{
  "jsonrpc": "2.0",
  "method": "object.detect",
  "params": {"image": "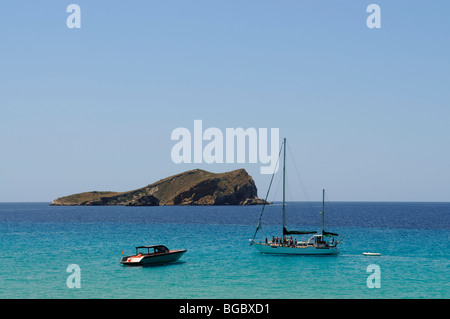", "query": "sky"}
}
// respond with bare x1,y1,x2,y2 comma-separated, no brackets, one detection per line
0,1,449,202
